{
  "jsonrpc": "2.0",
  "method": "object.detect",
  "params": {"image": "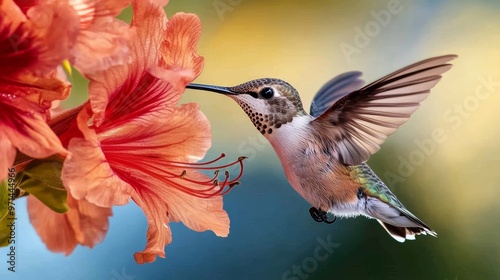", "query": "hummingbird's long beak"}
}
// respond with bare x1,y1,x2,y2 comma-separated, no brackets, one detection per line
186,83,237,95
